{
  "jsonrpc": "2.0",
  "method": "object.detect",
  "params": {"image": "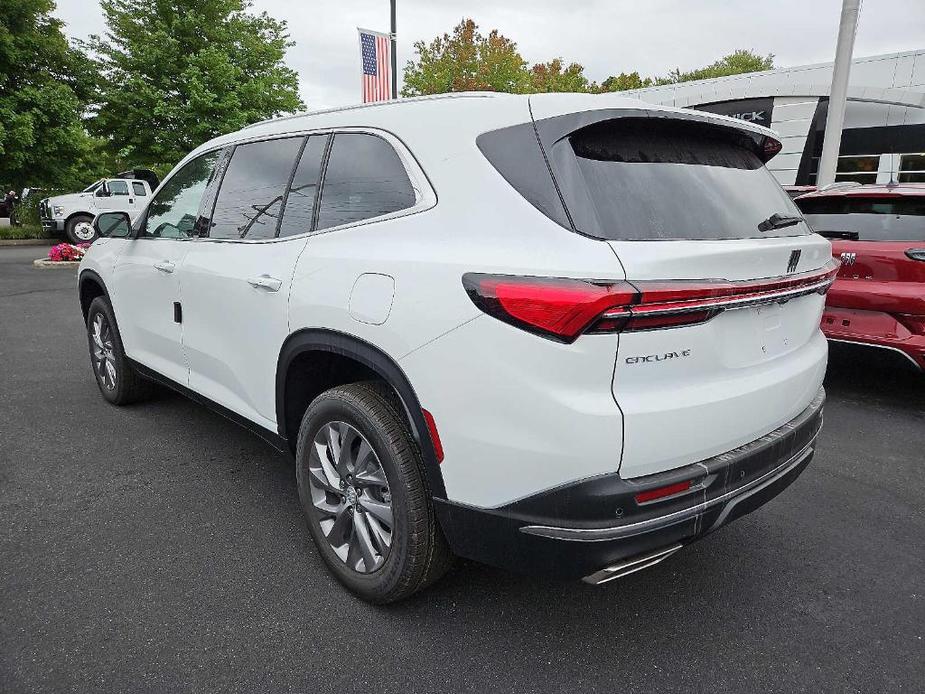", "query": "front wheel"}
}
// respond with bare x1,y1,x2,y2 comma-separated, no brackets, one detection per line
86,296,151,405
65,214,97,244
295,382,452,603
